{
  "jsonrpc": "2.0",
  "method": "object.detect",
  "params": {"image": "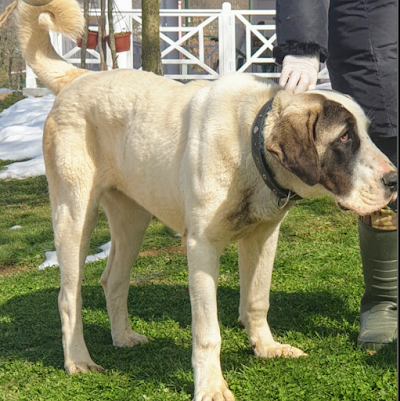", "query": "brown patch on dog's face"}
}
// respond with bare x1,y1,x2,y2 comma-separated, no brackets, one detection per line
266,90,397,214
316,98,361,196
265,93,361,195
265,107,321,186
